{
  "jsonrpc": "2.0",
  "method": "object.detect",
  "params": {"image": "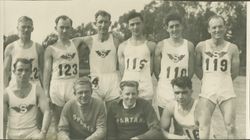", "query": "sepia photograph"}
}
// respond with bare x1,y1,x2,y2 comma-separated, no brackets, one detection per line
1,0,248,139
